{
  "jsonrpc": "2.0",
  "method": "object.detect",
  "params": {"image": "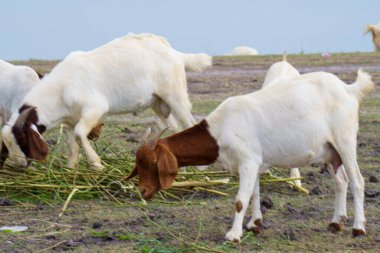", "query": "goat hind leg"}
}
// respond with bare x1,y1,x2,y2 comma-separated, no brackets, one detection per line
151,98,179,131
246,177,262,234
327,165,348,232
335,140,366,236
